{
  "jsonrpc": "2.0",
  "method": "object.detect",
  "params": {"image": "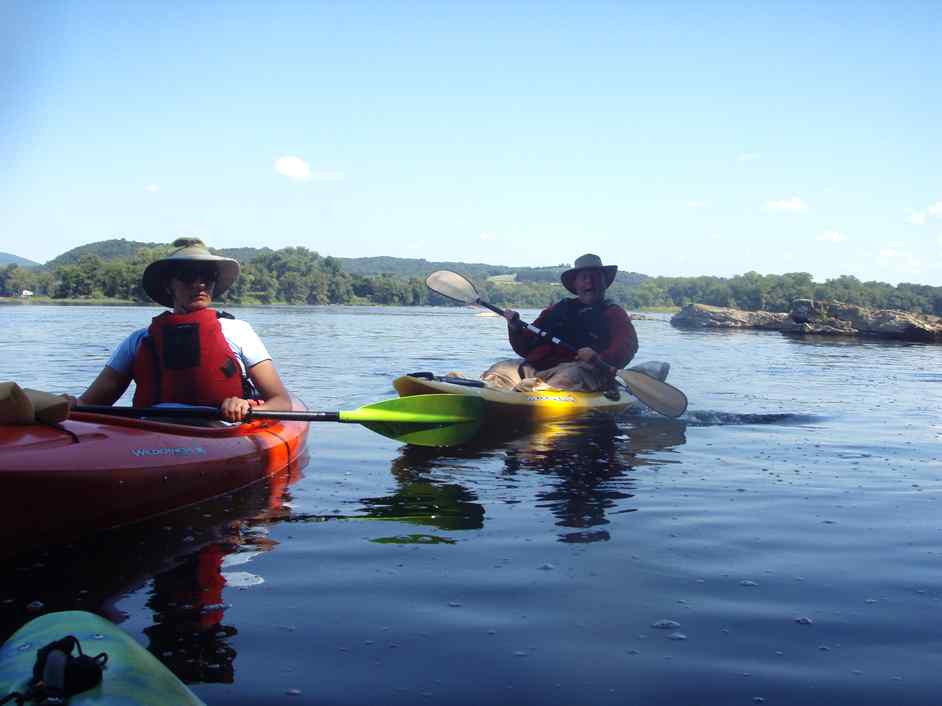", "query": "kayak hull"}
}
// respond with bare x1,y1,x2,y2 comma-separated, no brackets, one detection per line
0,610,205,705
0,399,308,557
393,374,638,423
